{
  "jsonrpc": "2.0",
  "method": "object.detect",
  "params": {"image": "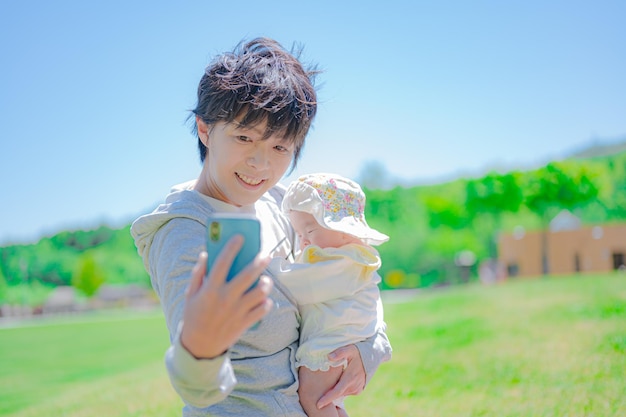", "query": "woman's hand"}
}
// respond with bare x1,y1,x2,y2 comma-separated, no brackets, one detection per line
180,235,273,359
316,344,366,409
